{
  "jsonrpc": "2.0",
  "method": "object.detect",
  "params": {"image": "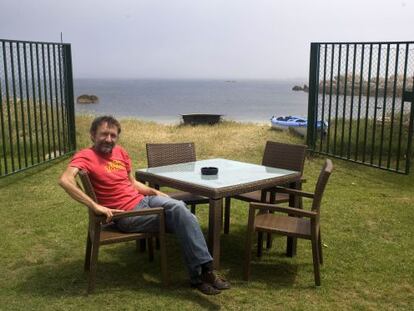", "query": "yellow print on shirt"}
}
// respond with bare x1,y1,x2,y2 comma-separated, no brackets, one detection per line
105,160,126,173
